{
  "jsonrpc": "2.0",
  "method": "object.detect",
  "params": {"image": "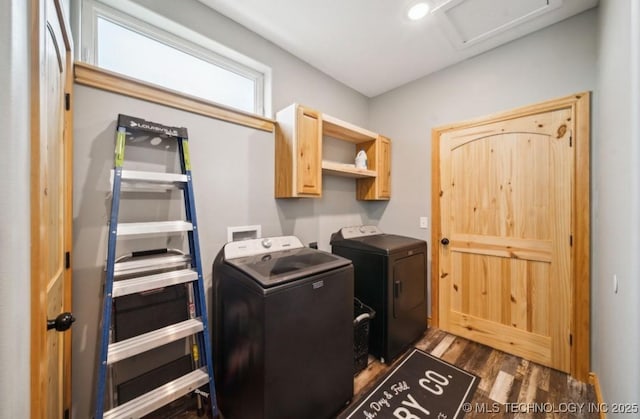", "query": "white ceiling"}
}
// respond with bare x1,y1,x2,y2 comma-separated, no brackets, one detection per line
198,0,598,97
